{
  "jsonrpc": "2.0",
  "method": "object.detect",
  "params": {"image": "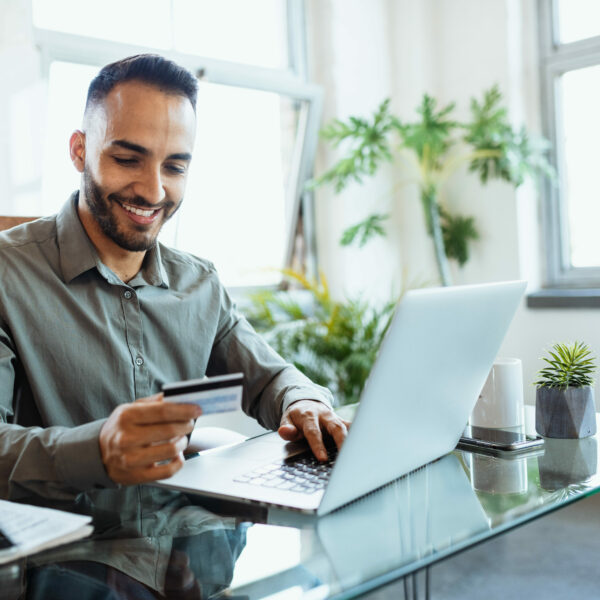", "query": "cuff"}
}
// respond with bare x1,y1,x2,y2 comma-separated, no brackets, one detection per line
55,419,118,490
280,384,334,417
